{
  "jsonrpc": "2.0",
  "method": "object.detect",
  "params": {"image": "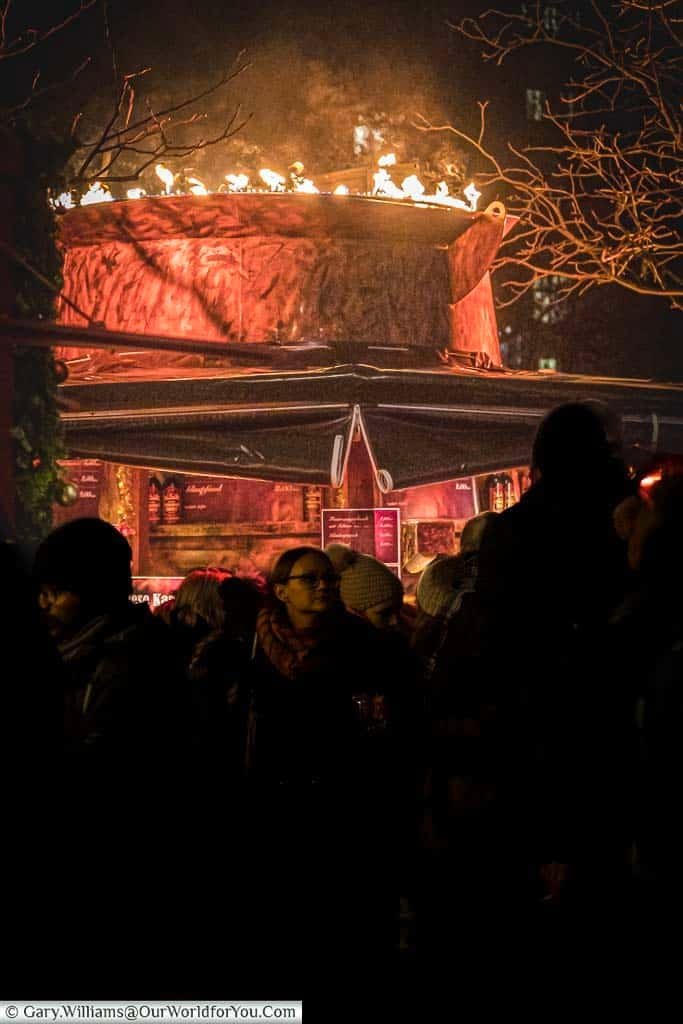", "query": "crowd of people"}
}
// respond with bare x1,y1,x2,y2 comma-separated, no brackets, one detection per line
4,399,683,1000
